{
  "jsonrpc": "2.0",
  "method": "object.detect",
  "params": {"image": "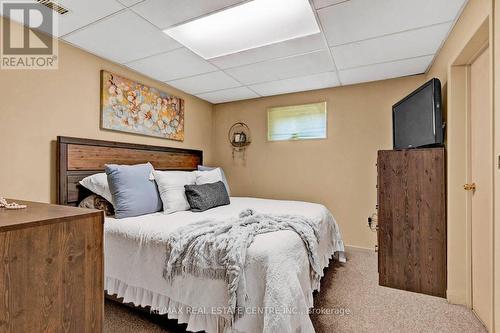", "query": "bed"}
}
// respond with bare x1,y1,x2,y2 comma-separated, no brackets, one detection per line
57,136,345,333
